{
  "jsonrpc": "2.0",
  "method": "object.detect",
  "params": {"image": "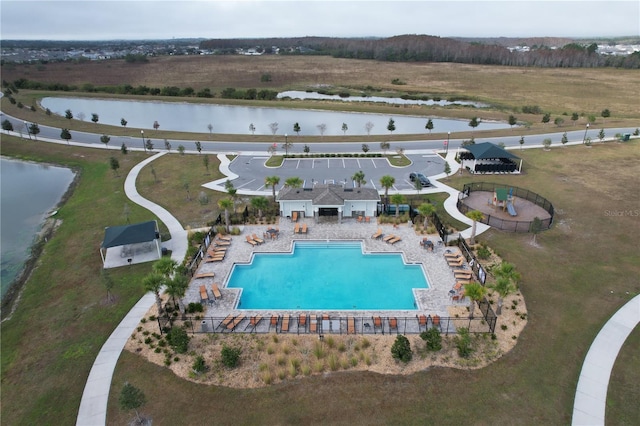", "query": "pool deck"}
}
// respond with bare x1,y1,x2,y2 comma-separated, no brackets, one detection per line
188,217,468,327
